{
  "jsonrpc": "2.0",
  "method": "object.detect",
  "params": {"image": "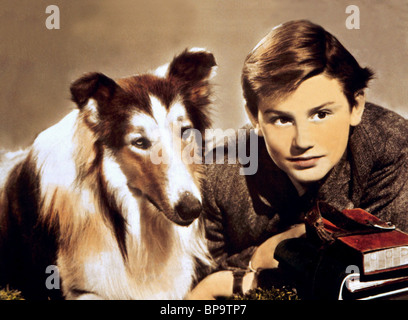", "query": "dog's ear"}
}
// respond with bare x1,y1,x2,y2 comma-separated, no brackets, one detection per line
168,48,217,83
168,49,216,133
70,72,119,110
